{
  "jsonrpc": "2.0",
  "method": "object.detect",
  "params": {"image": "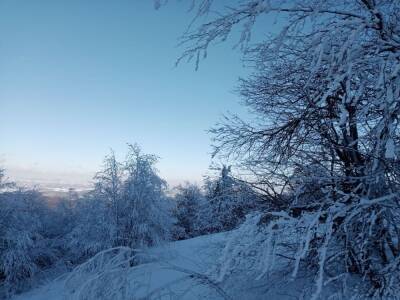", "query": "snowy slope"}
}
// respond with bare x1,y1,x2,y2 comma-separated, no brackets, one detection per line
12,232,230,300
11,228,344,300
